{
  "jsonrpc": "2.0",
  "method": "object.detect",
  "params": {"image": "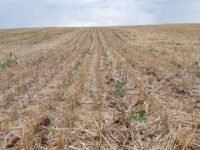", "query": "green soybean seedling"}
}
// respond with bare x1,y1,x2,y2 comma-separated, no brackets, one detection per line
115,80,126,89
49,122,56,128
114,80,126,97
129,111,146,122
106,60,113,67
123,48,127,53
193,61,199,69
129,111,137,121
139,111,146,121
75,61,81,70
